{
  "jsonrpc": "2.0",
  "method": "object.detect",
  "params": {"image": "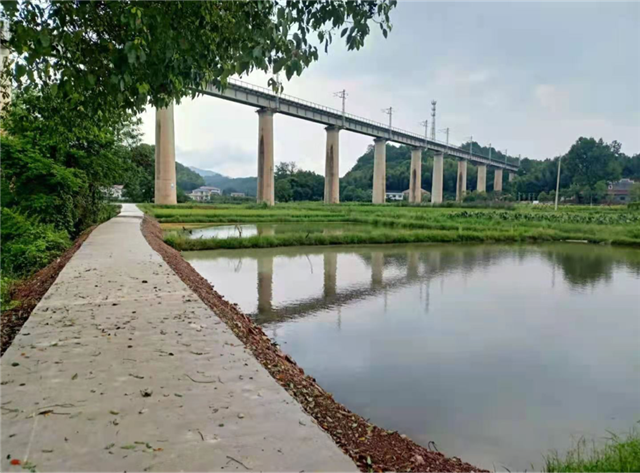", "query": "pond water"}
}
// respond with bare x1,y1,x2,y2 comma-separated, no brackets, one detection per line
183,243,640,471
185,222,373,240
